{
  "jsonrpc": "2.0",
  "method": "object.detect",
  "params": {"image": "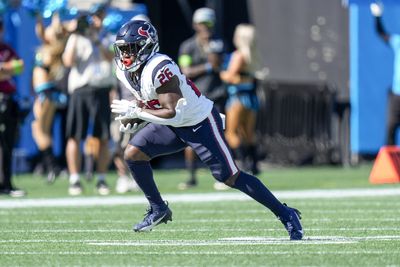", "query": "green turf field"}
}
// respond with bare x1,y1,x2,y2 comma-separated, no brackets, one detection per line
5,163,383,198
1,163,400,266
